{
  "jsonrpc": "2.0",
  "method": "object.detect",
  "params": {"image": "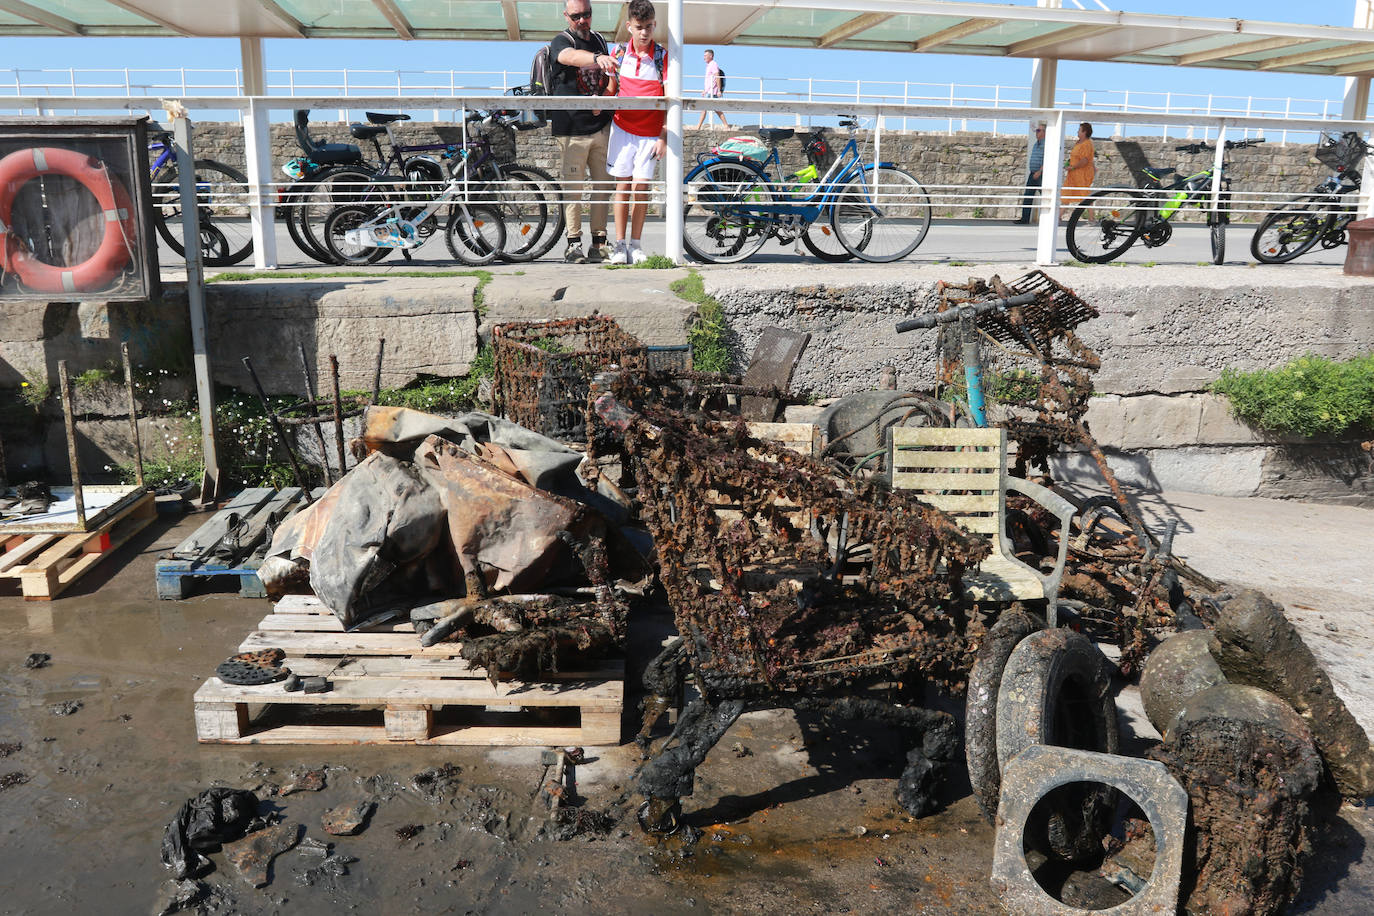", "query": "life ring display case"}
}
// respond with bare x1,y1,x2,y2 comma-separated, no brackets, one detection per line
0,116,159,302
